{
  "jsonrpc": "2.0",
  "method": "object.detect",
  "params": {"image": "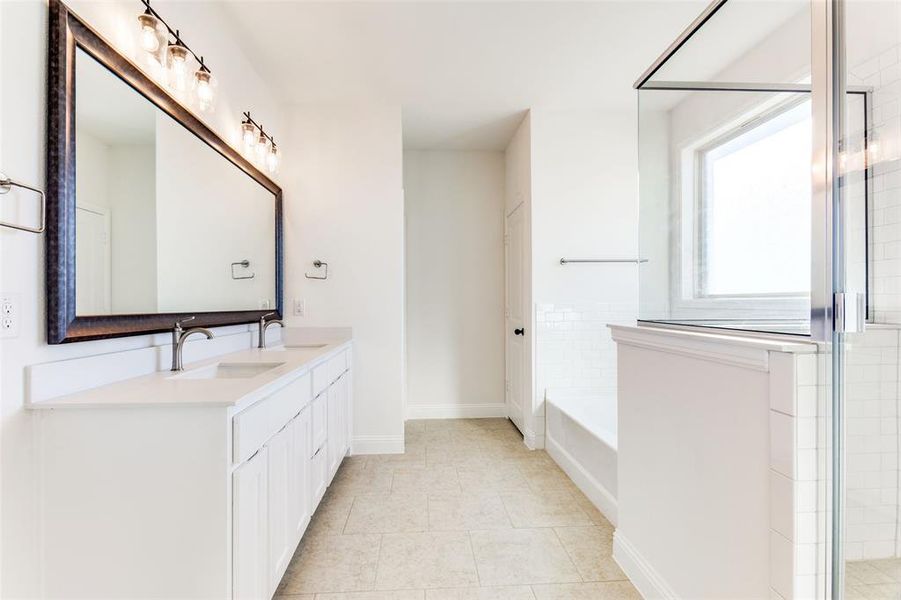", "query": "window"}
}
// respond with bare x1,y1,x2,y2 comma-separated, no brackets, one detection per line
696,99,812,298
